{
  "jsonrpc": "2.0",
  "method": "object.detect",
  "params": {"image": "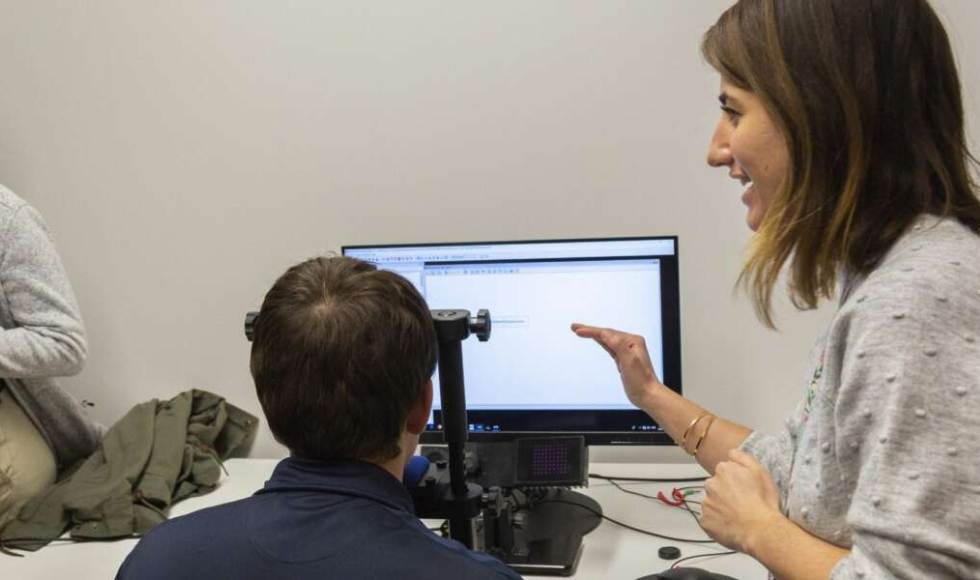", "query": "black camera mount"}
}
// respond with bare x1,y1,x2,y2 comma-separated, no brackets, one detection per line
428,308,491,547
